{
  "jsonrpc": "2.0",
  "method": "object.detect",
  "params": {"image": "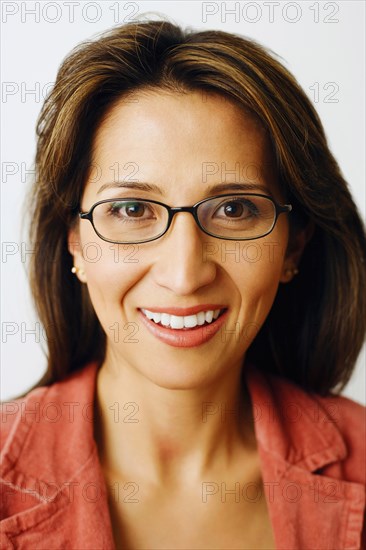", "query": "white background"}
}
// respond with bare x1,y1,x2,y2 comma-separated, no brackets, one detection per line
1,0,365,403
